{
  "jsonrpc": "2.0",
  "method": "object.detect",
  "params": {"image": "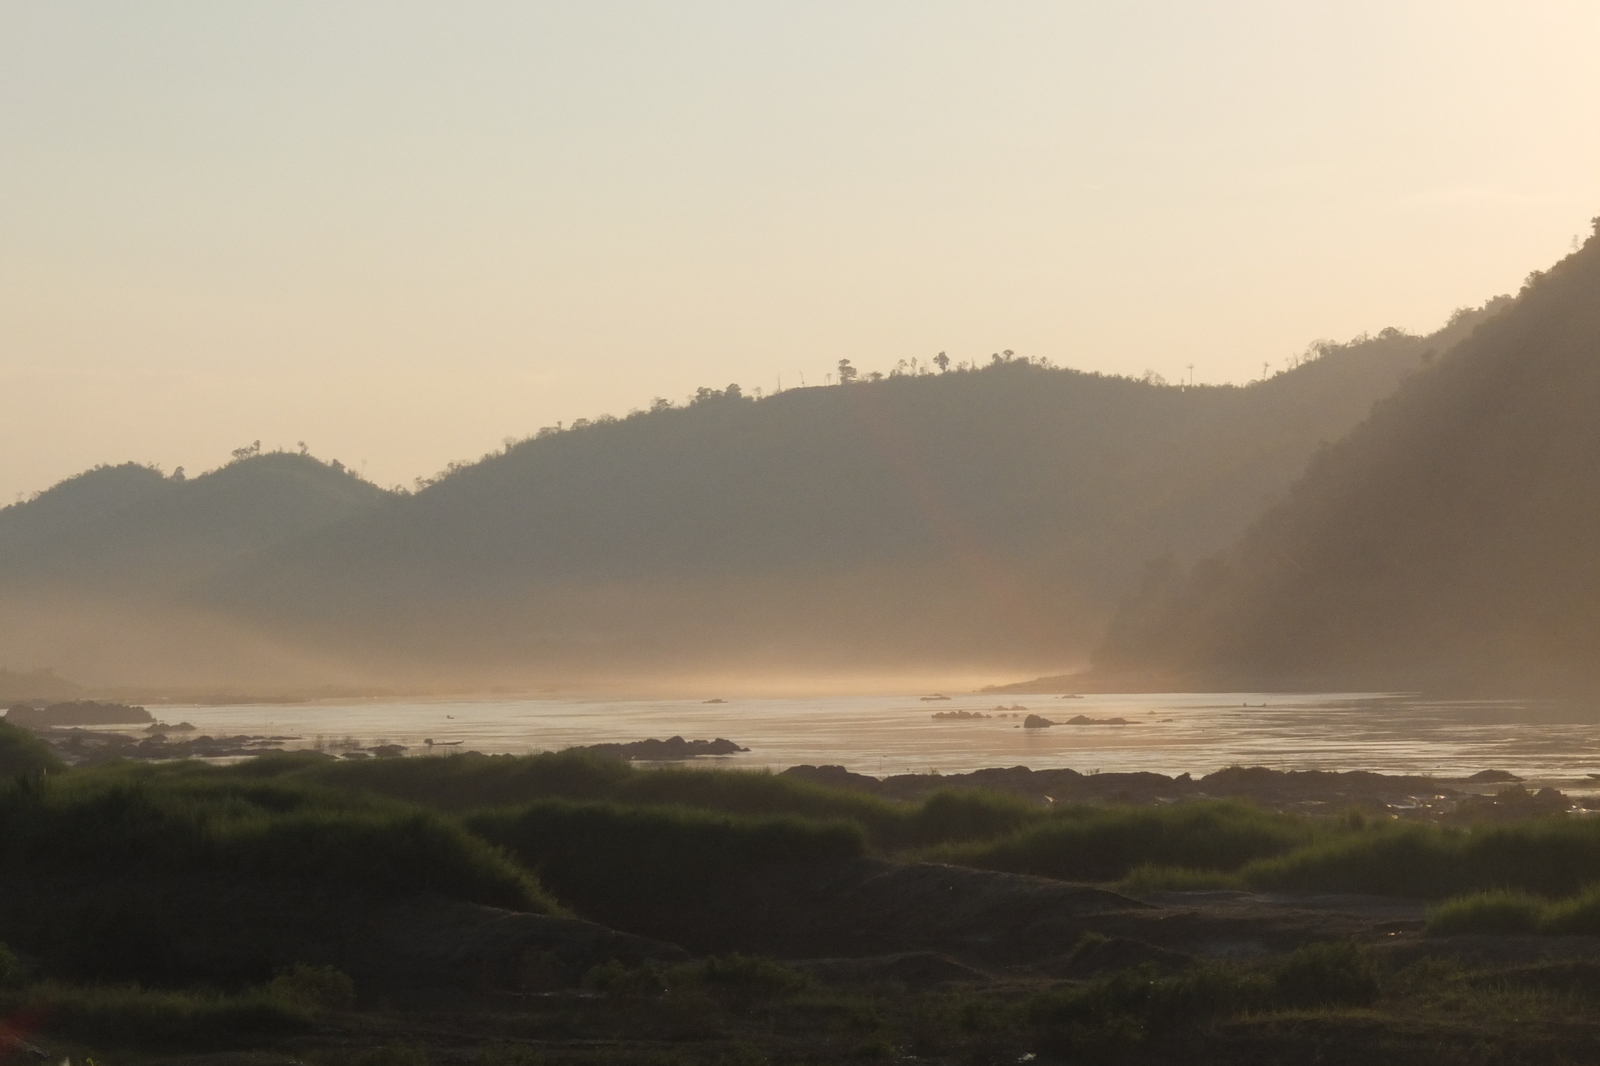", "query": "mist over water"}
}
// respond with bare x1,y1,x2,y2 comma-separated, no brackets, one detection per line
135,691,1600,794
